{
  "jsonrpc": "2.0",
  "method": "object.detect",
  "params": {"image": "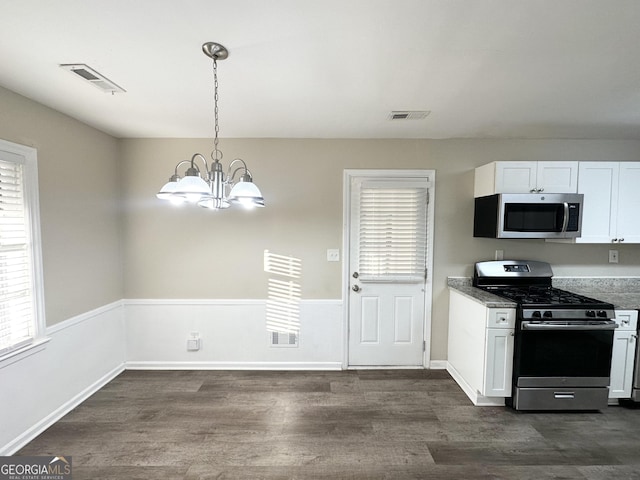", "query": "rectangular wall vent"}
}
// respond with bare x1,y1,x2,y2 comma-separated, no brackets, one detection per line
269,331,299,348
389,111,431,120
60,64,126,93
